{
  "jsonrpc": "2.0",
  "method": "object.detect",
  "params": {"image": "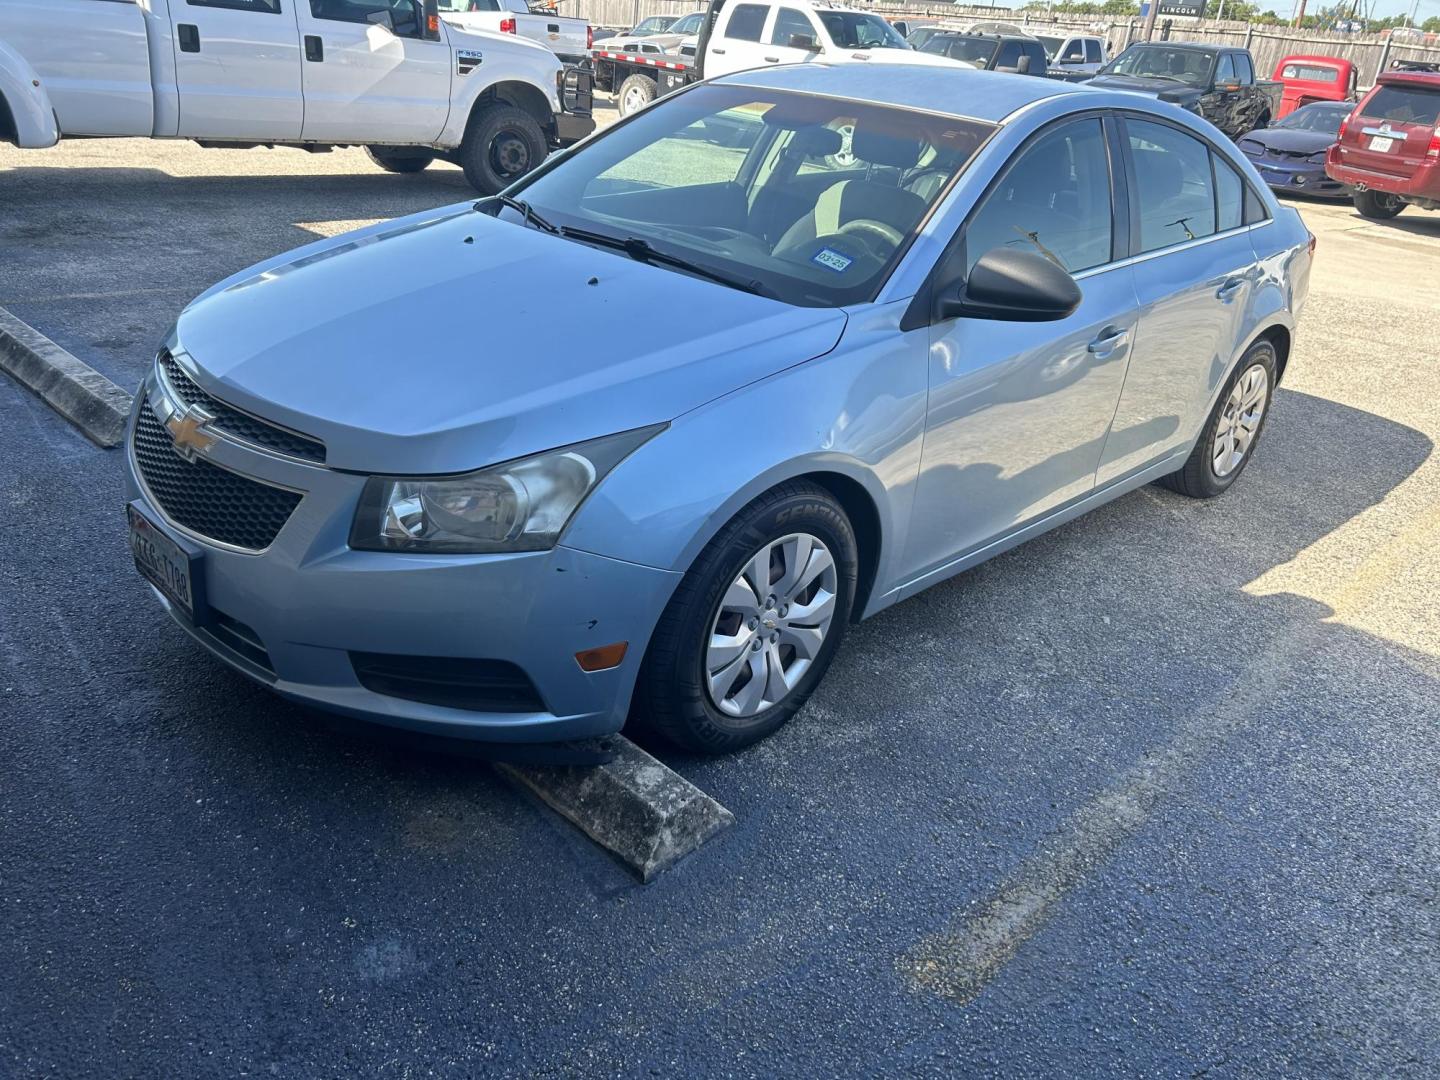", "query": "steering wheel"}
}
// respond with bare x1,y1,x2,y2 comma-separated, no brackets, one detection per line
836,219,904,259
